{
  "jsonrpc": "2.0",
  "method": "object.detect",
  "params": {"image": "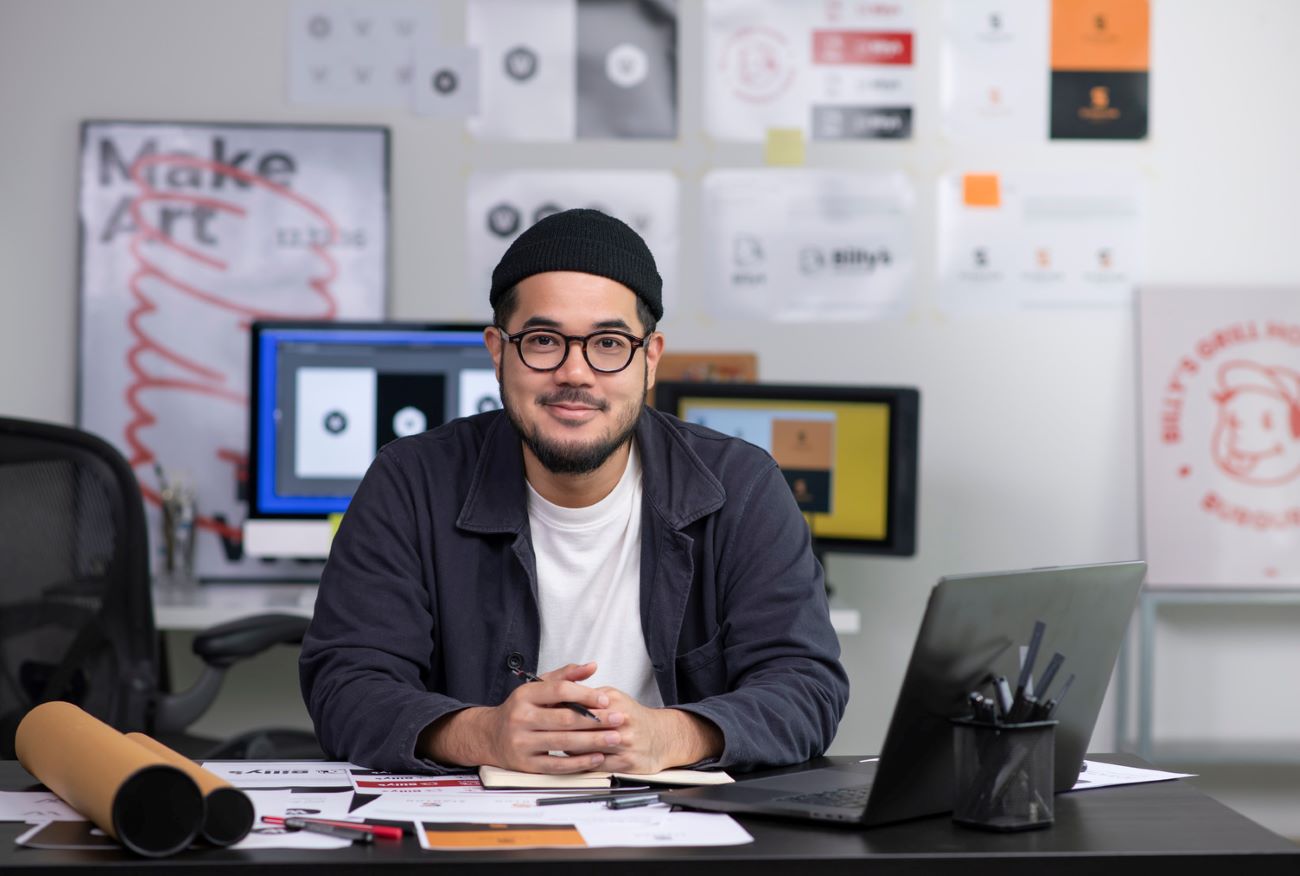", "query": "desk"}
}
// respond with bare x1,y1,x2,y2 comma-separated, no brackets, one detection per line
153,584,863,635
2,756,1296,875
